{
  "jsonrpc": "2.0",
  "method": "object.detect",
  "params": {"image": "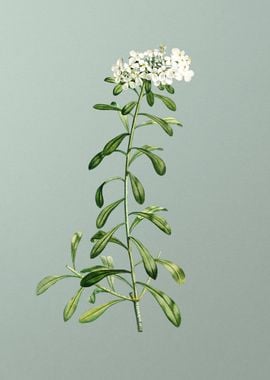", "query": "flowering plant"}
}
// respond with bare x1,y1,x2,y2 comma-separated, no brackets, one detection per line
36,46,194,332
